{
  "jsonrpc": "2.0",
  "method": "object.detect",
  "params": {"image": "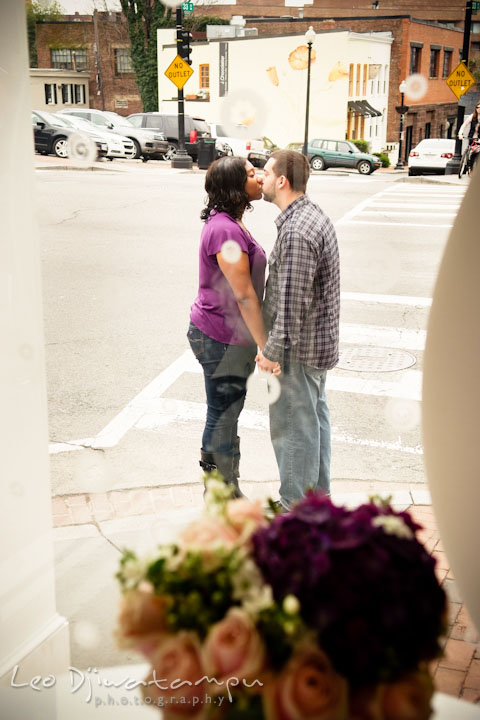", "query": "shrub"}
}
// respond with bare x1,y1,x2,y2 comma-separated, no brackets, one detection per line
374,152,391,168
351,138,369,153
